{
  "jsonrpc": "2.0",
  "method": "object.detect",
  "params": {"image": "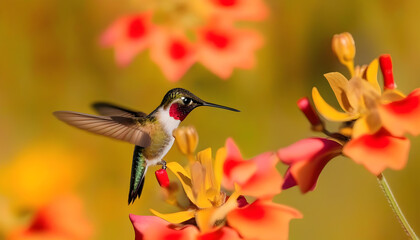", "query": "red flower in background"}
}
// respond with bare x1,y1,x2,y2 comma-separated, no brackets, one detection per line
101,1,267,81
100,13,155,66
7,195,93,240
